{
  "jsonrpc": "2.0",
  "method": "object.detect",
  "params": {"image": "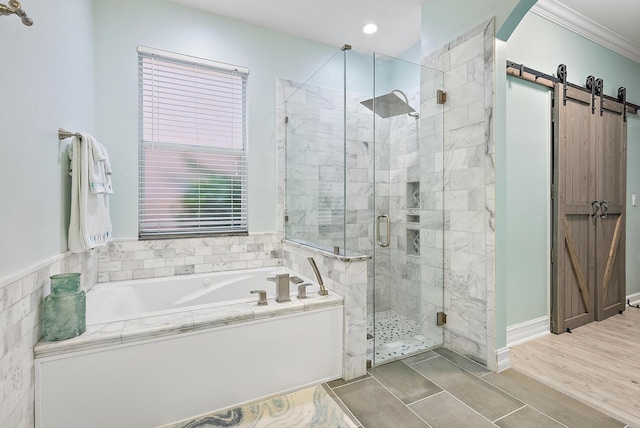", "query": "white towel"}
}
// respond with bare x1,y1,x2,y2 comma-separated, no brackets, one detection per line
88,138,113,194
67,132,113,252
